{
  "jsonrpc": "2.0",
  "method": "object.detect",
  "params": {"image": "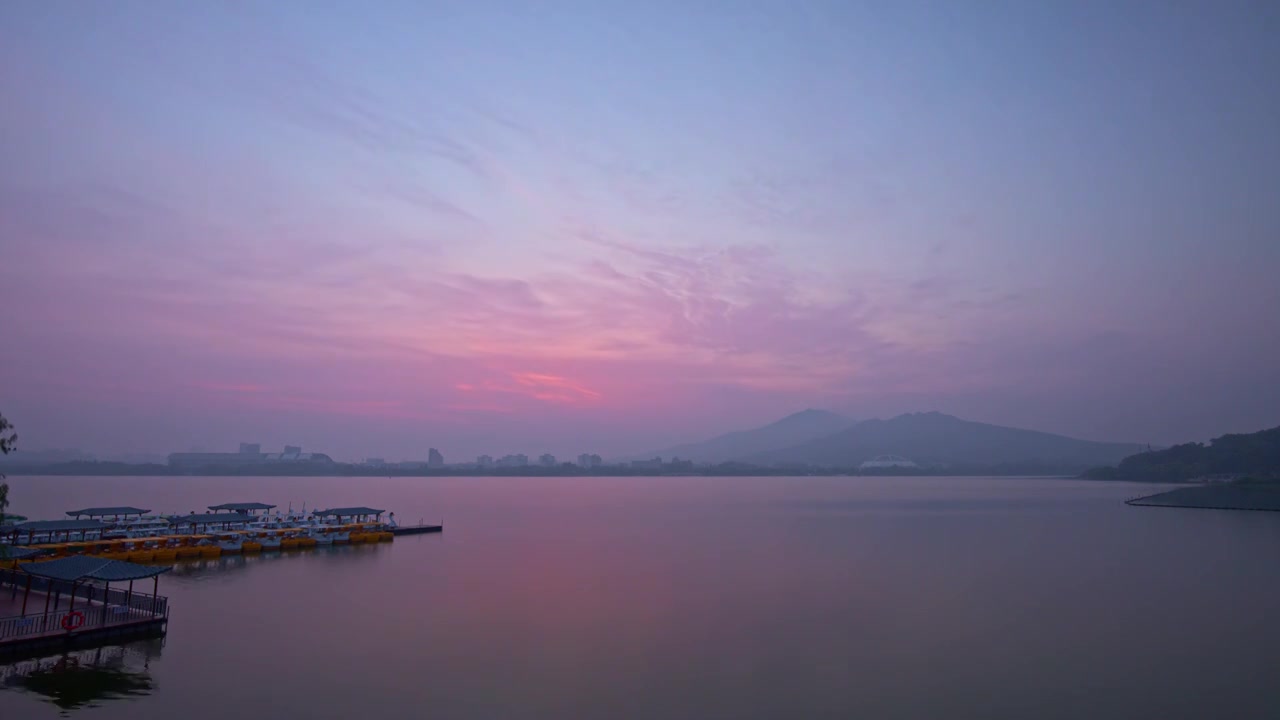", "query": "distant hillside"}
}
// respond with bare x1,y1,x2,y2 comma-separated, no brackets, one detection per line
745,412,1145,470
640,409,853,463
1086,425,1280,482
